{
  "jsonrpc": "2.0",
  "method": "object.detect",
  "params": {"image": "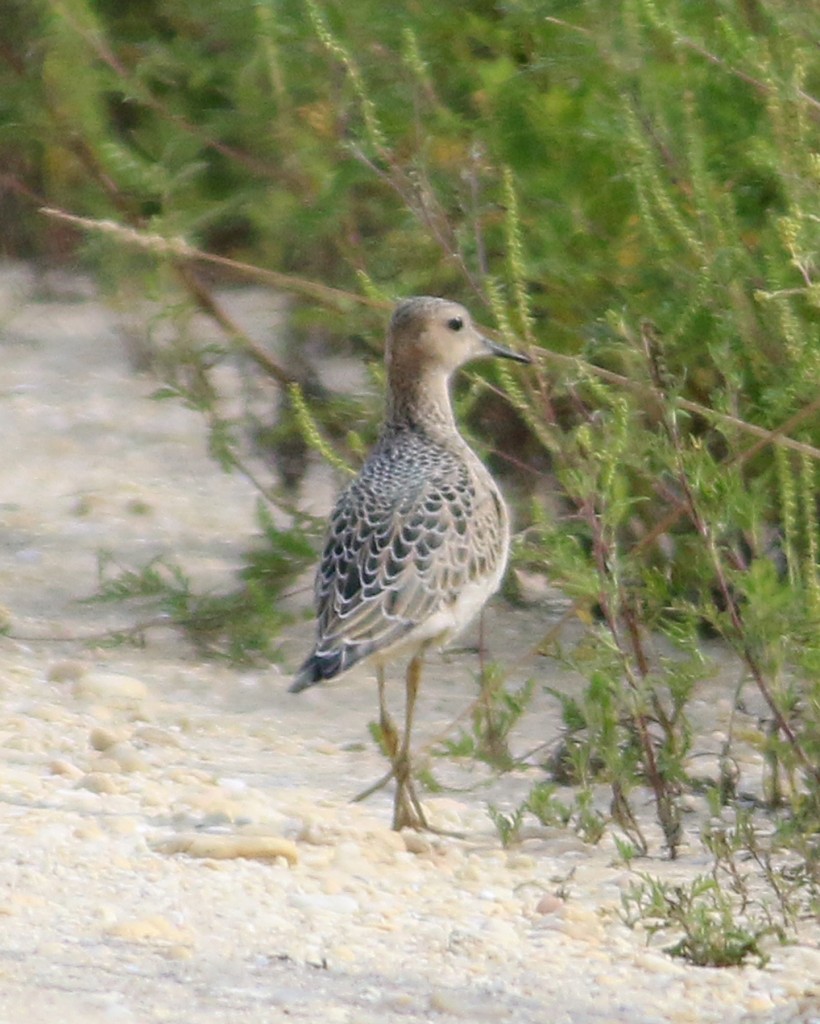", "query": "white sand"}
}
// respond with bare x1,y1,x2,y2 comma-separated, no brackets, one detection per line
0,263,817,1023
